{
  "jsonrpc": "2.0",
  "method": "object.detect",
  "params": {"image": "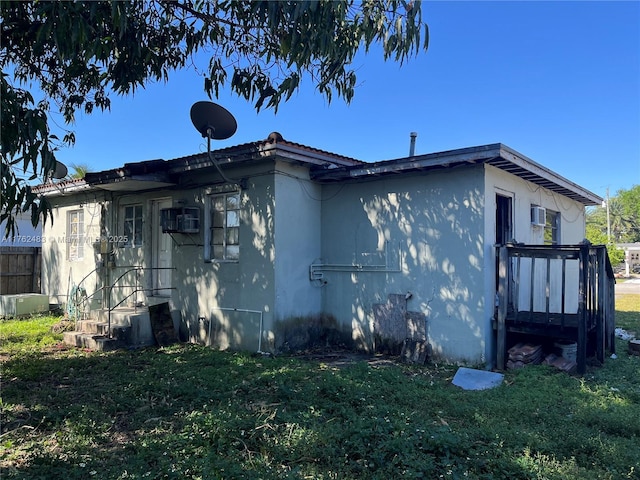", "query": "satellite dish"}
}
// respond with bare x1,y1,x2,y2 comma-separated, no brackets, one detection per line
190,101,237,140
52,161,68,179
